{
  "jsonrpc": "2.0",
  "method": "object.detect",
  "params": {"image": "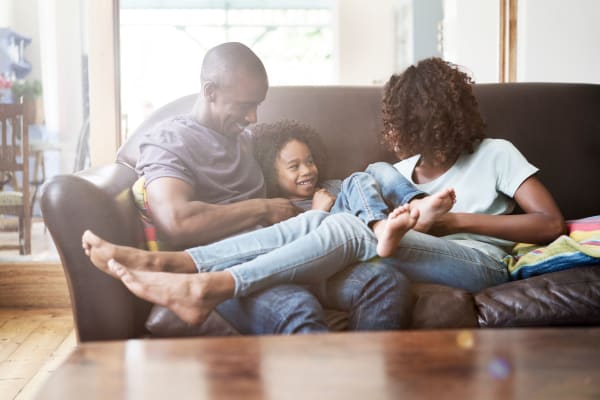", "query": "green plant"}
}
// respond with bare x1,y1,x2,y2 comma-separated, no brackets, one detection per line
11,79,42,100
